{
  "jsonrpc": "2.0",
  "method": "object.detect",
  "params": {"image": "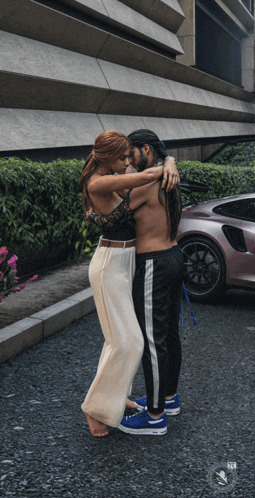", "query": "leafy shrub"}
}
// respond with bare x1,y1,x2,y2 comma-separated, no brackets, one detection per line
177,161,255,203
1,157,254,275
210,141,255,168
0,157,100,275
